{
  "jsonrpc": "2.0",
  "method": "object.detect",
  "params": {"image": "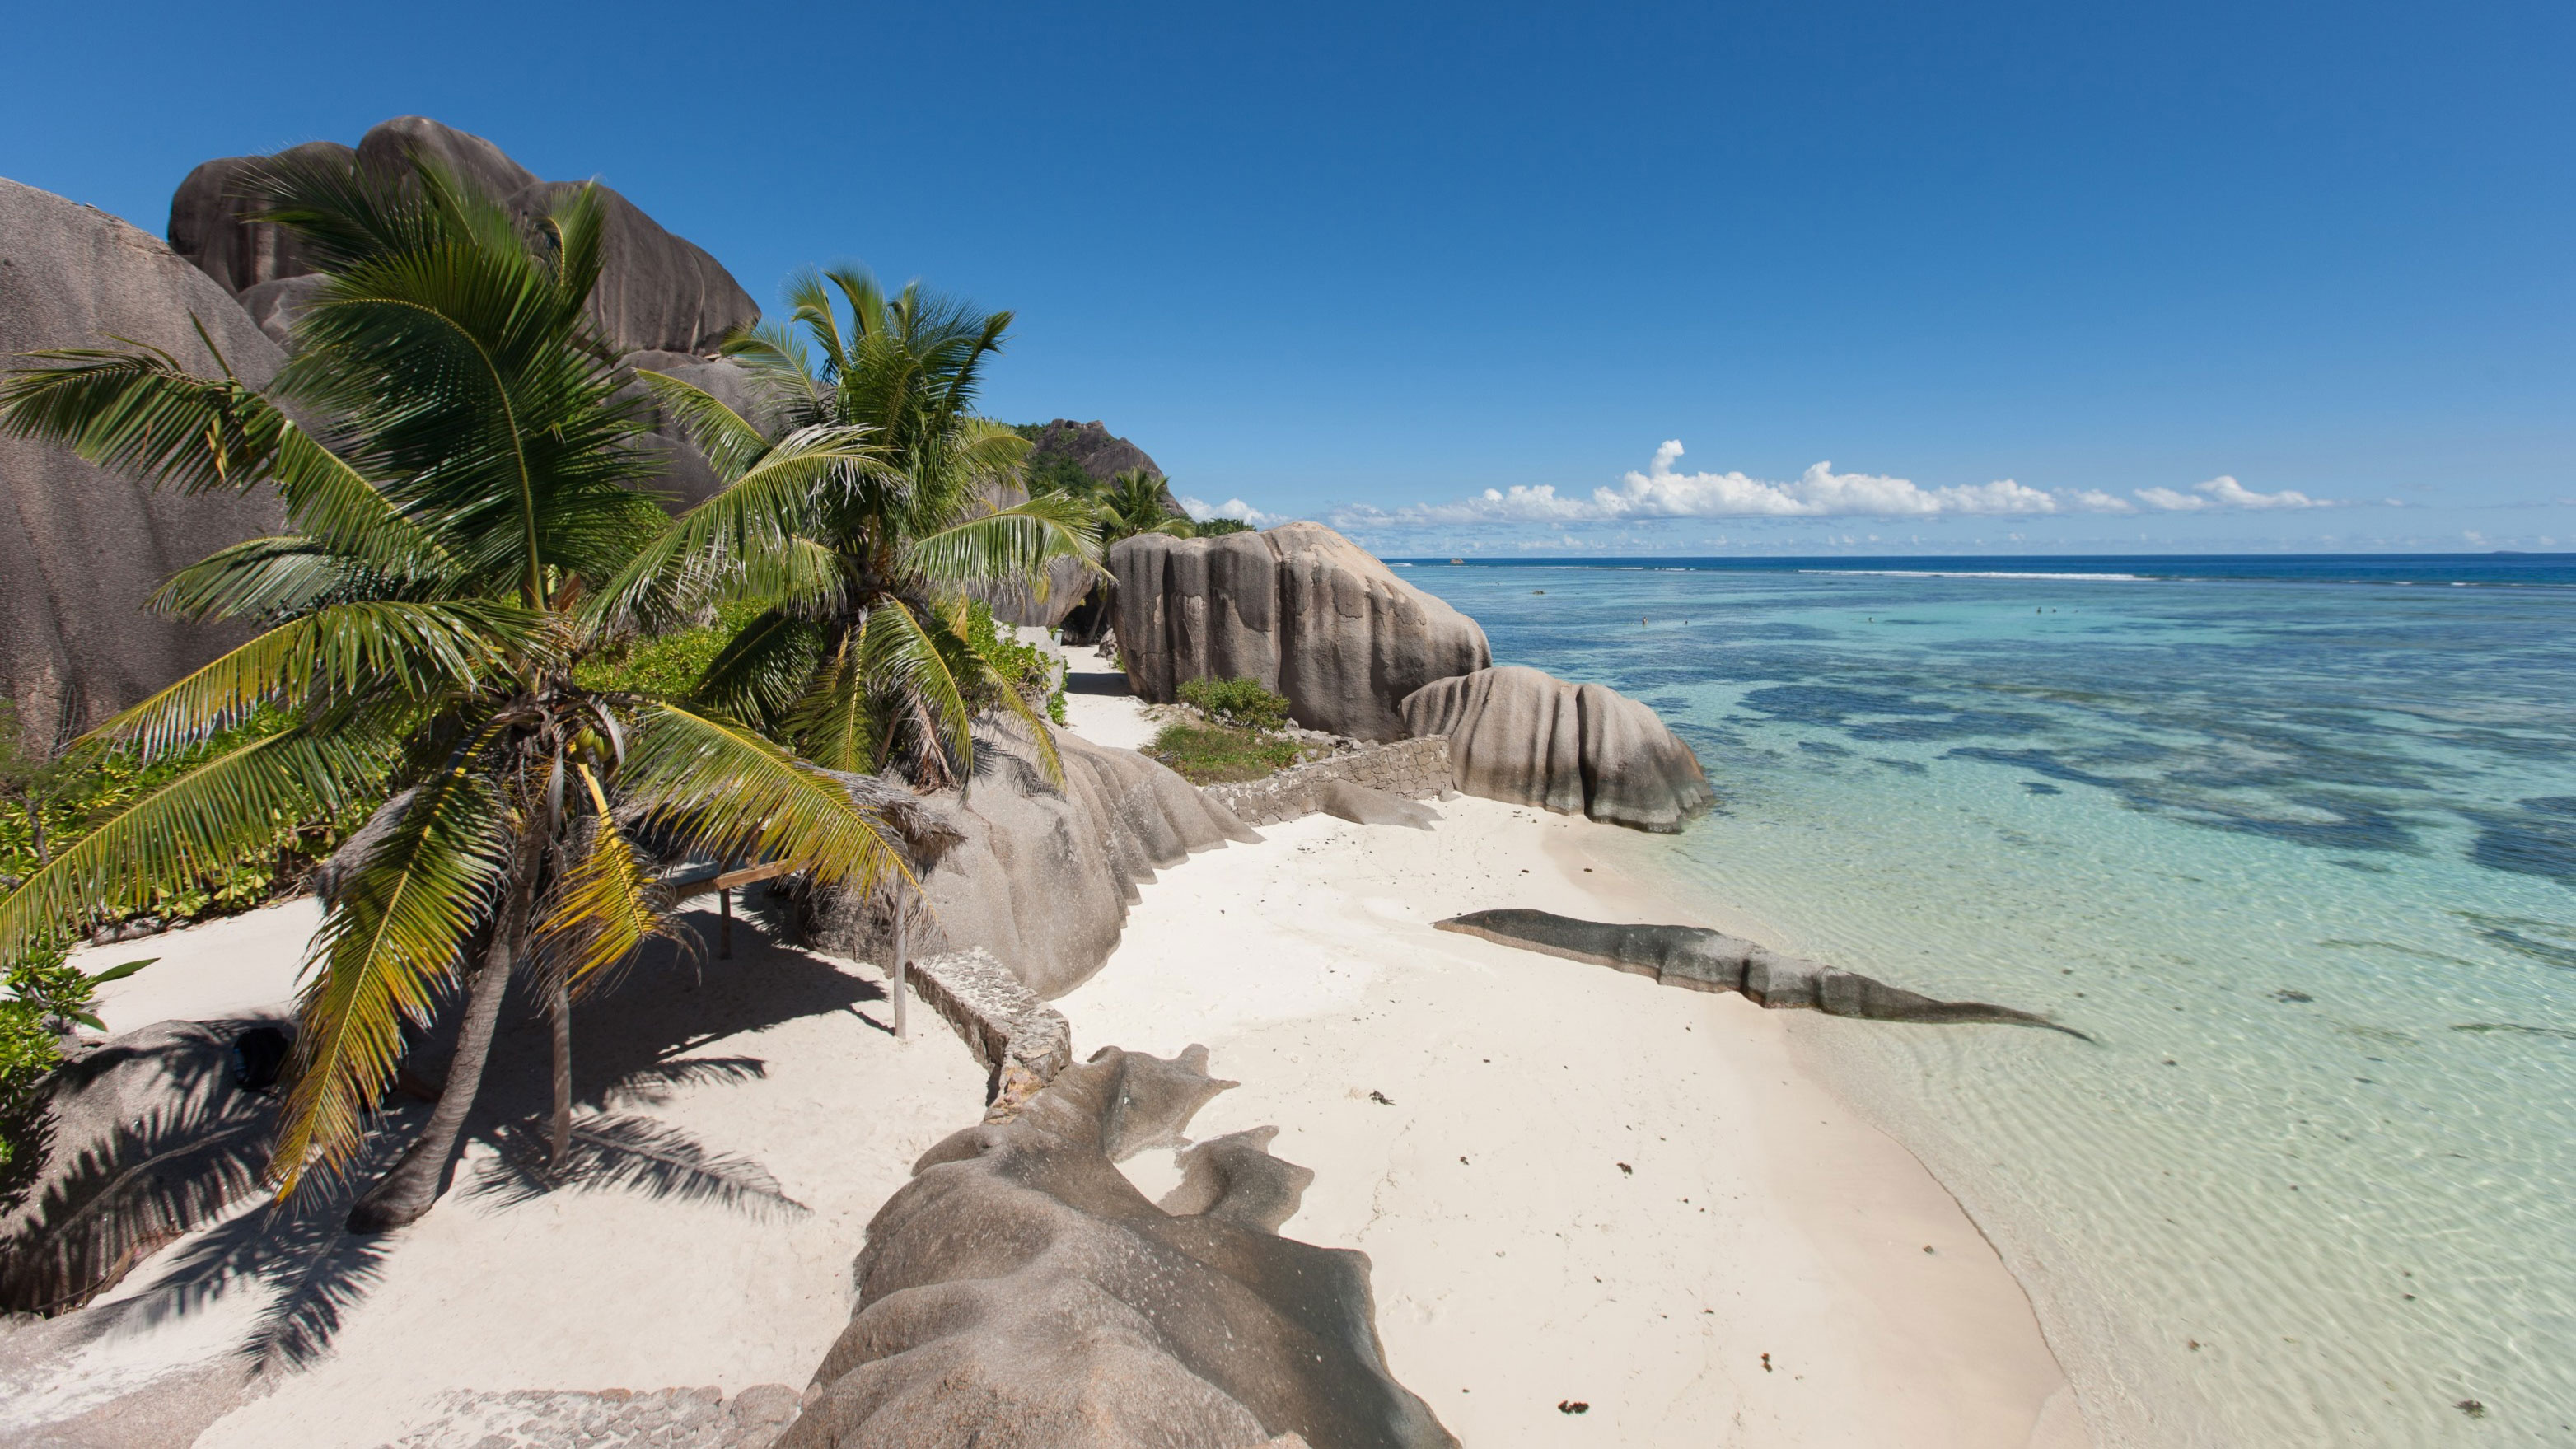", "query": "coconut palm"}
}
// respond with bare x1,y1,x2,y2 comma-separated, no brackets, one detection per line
0,155,909,1231
600,268,1100,789
1093,467,1197,545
